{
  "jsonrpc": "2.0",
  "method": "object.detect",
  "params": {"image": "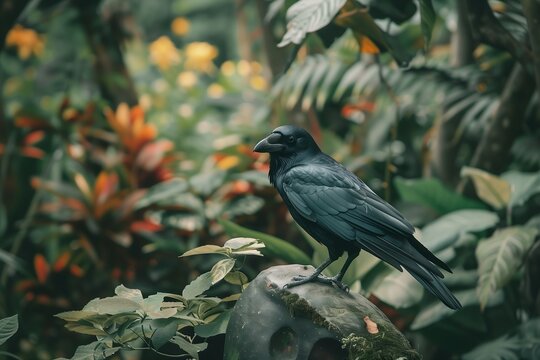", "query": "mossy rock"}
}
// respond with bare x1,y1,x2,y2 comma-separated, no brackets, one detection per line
224,264,421,360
